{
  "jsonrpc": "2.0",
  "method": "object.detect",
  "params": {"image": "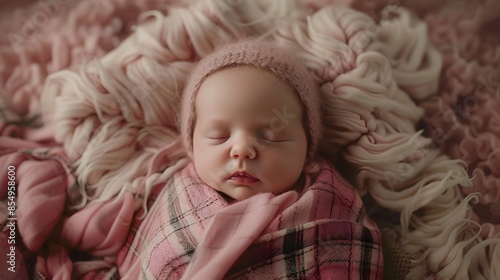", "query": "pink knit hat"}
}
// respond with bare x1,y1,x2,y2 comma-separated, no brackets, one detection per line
180,39,322,159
